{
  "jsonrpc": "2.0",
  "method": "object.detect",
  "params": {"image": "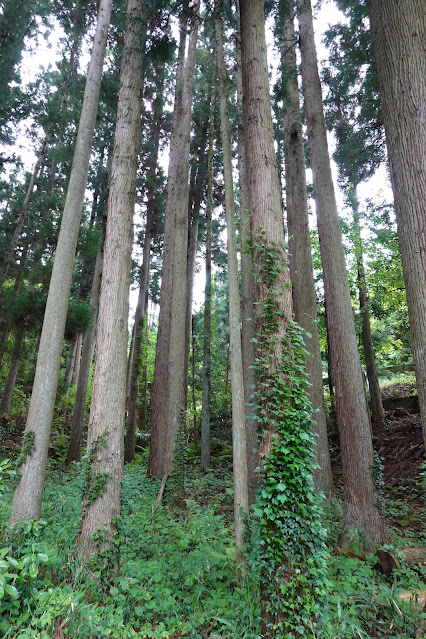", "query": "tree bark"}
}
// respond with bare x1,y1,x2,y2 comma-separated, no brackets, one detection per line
65,335,78,387
148,6,200,478
71,332,83,387
297,0,386,547
367,0,426,448
349,186,385,427
66,239,104,463
10,0,113,524
282,11,333,497
216,10,249,560
235,0,258,505
200,77,216,472
124,225,151,463
78,0,146,559
240,0,293,454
